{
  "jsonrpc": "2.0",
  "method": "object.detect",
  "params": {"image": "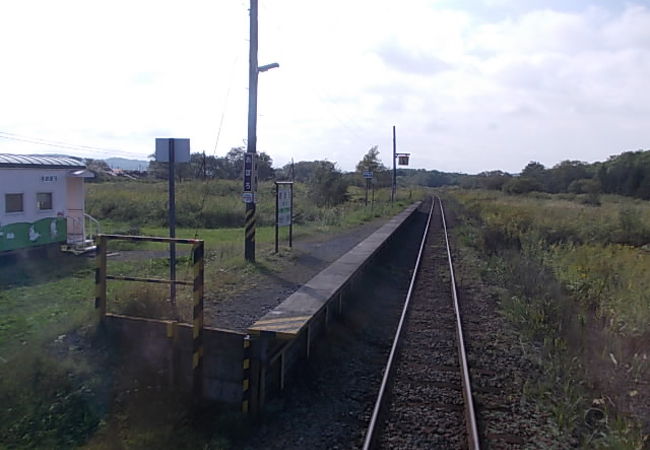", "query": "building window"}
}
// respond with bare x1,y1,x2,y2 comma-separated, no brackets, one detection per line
5,193,23,213
37,192,53,210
